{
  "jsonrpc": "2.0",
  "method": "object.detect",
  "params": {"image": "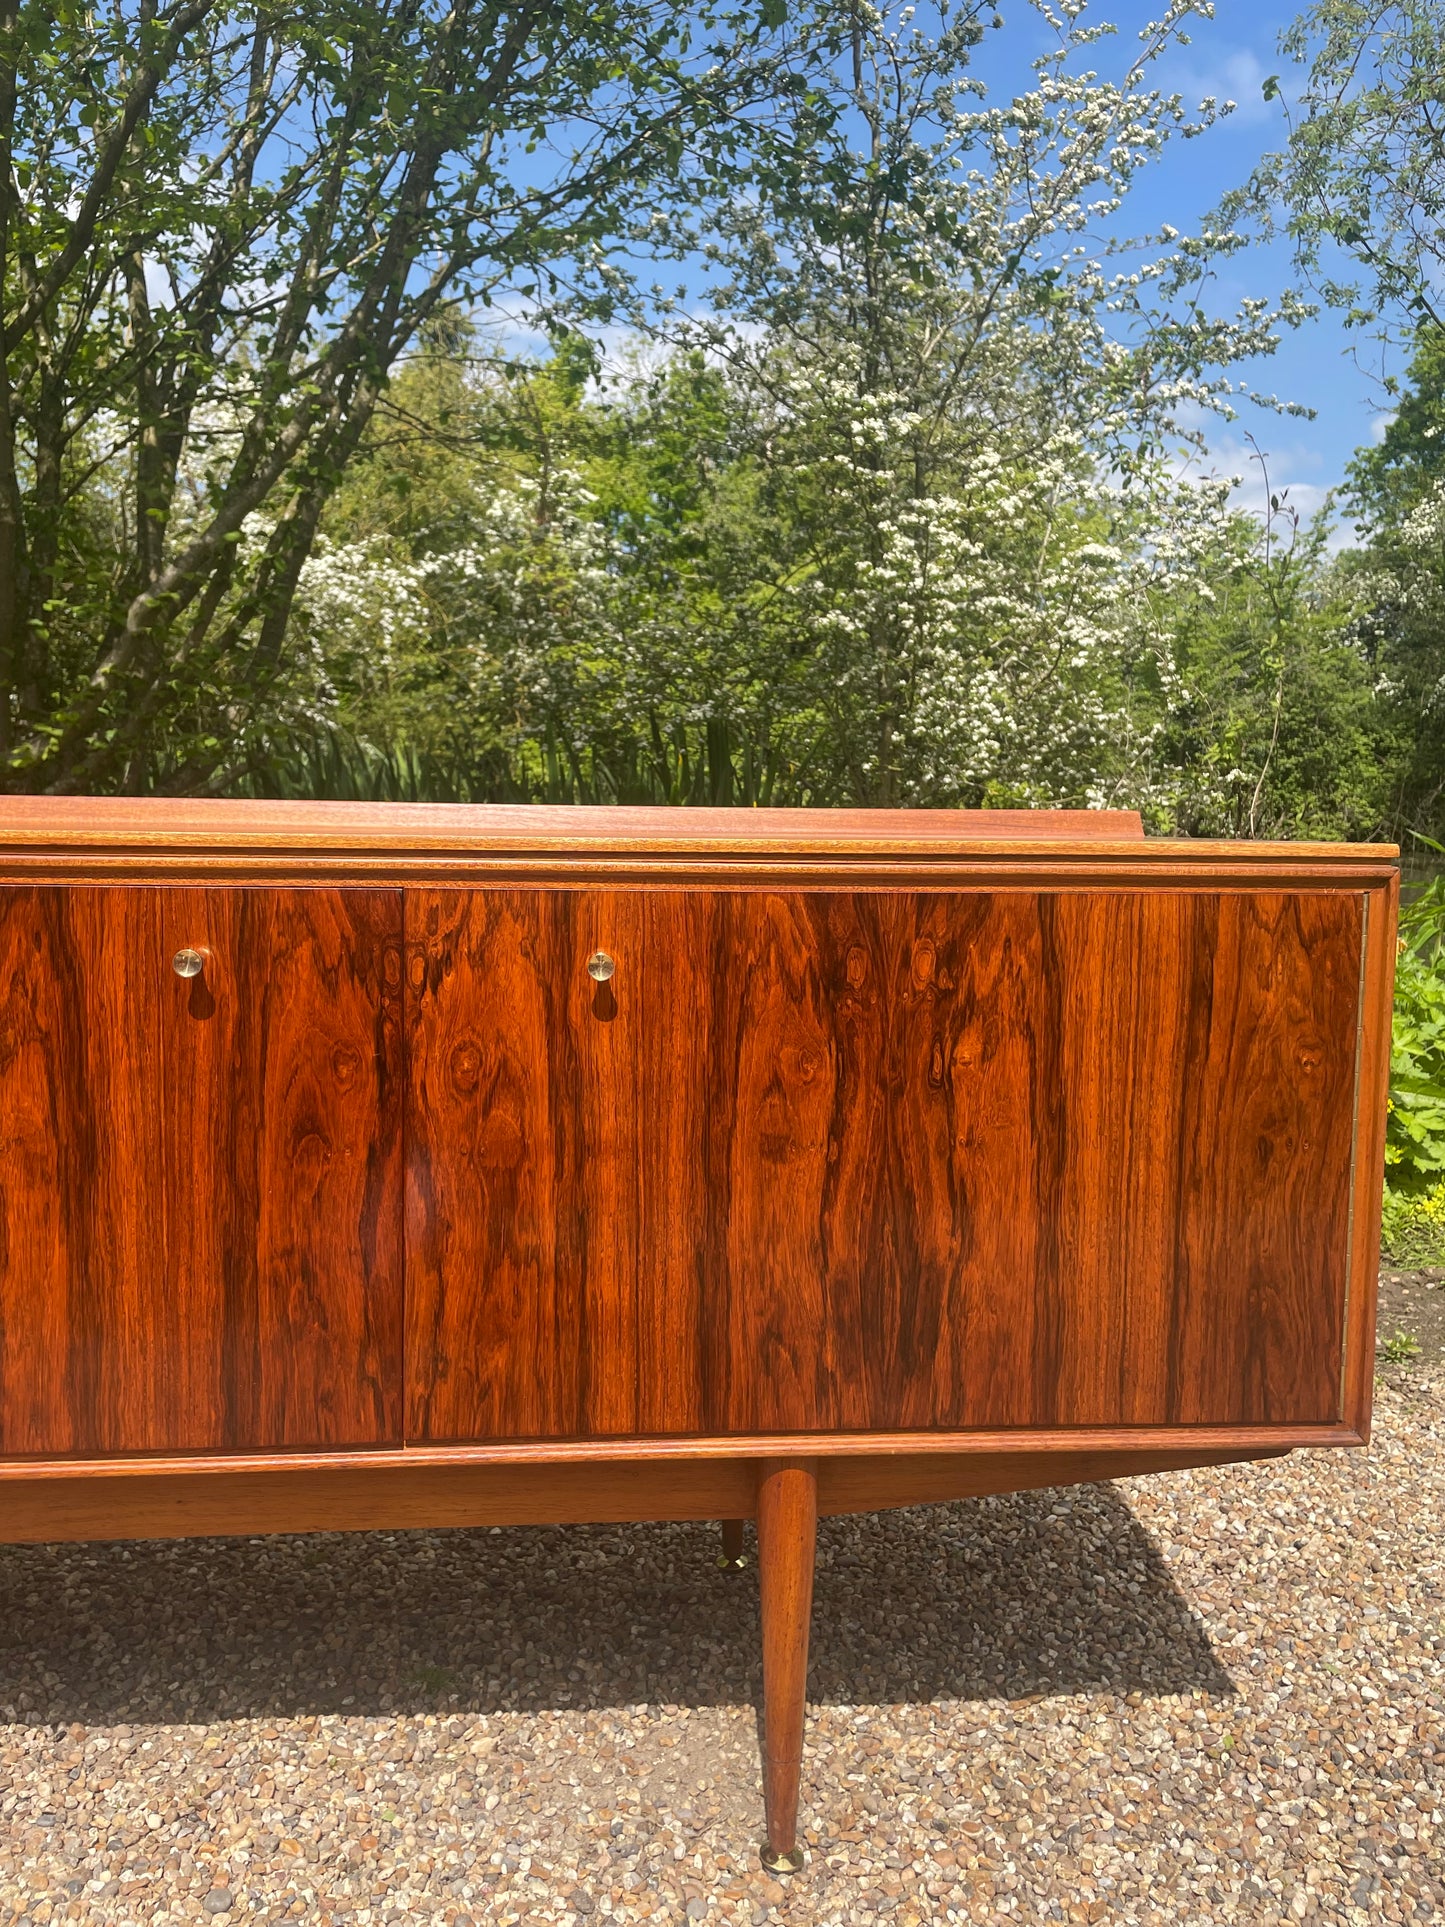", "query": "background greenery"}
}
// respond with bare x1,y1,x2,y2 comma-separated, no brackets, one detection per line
255,314,1444,836
1384,853,1445,1262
